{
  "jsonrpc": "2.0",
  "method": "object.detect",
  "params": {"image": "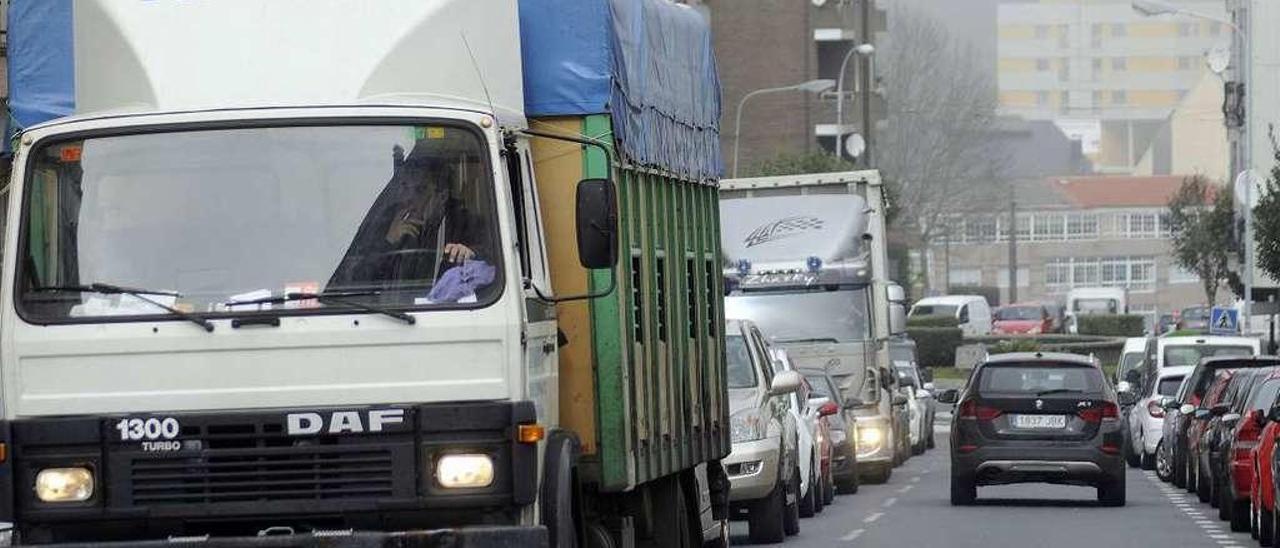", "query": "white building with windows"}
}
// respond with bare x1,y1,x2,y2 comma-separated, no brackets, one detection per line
930,175,1210,320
